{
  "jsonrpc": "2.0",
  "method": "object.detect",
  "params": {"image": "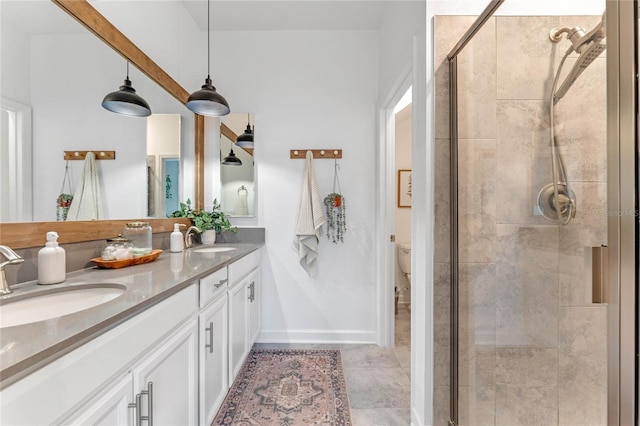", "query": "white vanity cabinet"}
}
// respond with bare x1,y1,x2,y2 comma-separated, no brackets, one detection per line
198,269,229,426
66,373,134,425
228,250,261,383
131,317,199,426
247,267,261,345
0,284,199,426
0,246,263,426
68,318,199,426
